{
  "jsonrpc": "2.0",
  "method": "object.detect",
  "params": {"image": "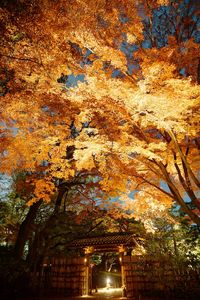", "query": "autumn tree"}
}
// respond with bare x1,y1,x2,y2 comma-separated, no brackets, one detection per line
66,0,200,226
0,0,199,228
